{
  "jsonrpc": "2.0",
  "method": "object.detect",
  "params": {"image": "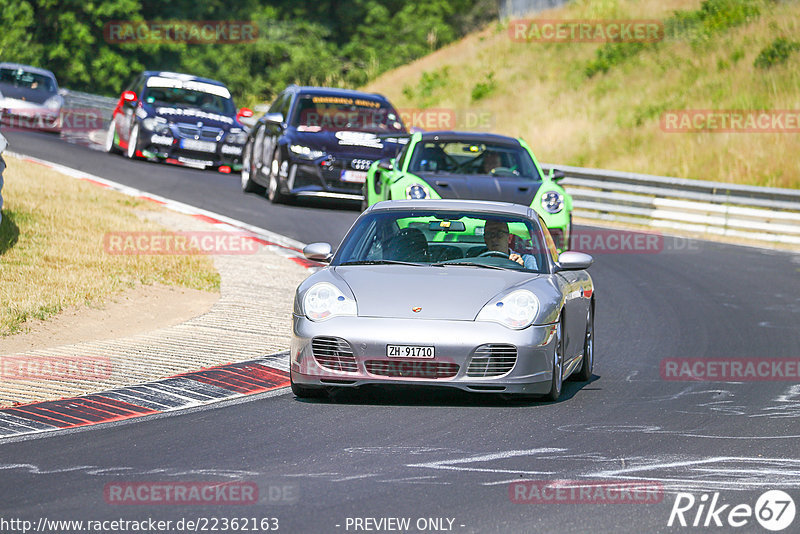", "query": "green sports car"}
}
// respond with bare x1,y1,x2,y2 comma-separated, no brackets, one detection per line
363,131,572,250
